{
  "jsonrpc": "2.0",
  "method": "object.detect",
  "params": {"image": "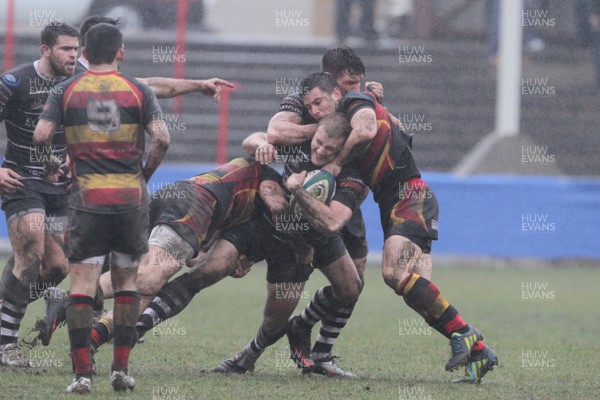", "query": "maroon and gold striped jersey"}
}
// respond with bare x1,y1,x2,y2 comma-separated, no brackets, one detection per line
338,91,421,203
40,70,162,213
186,157,281,230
